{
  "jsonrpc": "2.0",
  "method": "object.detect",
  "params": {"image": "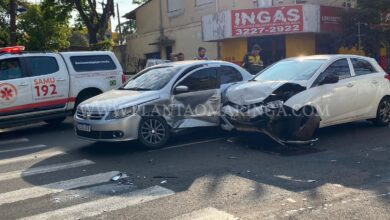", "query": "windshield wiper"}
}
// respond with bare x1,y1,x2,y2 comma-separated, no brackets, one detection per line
119,87,153,91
